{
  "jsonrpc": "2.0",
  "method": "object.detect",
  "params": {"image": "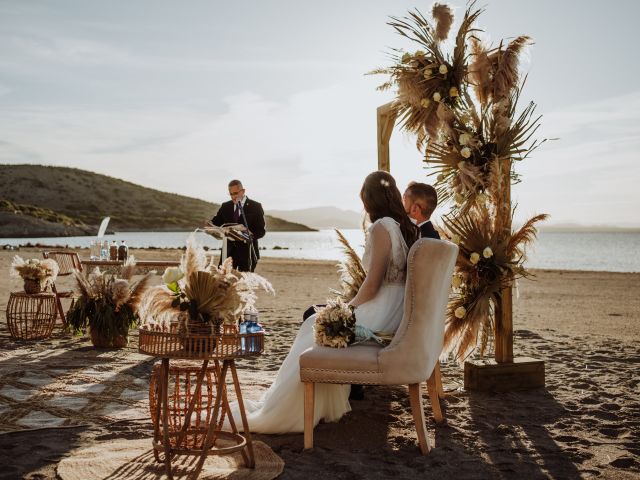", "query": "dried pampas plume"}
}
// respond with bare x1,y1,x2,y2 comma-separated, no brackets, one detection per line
491,36,531,103
432,3,454,41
